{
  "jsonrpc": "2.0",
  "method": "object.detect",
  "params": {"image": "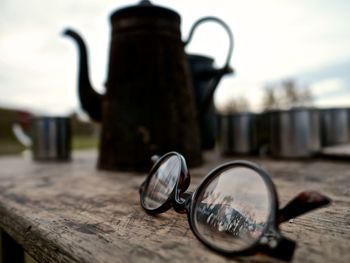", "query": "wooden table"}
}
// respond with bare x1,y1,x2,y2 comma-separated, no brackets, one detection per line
0,150,349,263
